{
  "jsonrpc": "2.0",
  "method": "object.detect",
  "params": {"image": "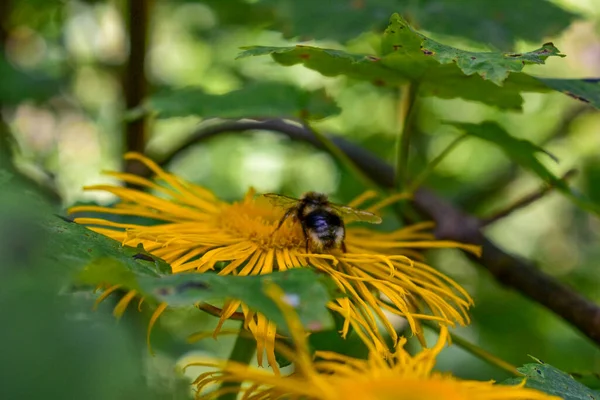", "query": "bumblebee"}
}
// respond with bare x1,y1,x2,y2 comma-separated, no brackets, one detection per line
263,191,382,253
